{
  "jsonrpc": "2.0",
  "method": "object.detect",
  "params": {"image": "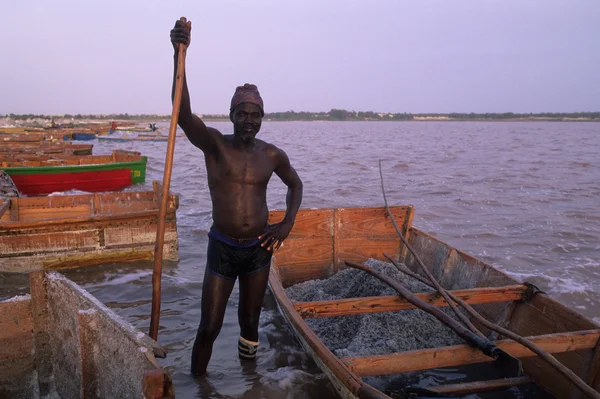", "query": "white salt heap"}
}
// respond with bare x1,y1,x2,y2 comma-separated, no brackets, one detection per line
285,259,464,358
